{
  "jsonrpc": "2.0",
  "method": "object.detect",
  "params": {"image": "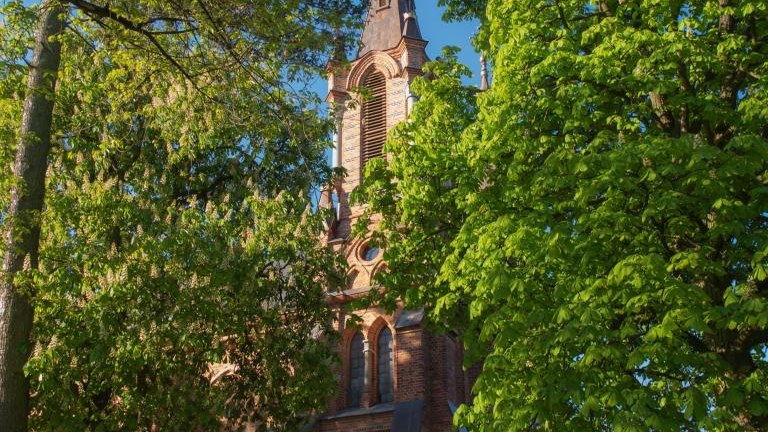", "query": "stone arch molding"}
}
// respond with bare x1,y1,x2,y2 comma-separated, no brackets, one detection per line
347,51,401,89
367,316,396,404
367,316,393,342
344,238,378,279
344,237,365,262
369,261,387,284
